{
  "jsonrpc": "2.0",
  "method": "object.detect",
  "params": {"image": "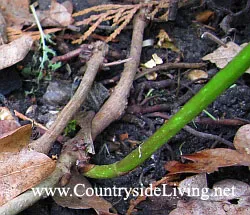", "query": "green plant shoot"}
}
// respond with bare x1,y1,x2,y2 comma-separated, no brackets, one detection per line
84,43,250,179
